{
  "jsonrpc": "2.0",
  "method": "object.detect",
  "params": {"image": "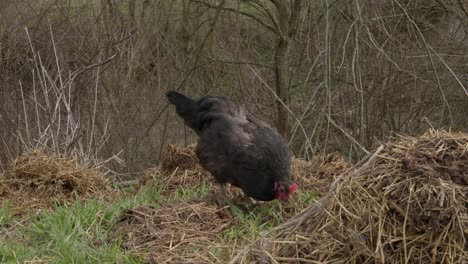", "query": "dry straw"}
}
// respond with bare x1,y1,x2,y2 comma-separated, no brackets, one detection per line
118,144,352,263
111,201,235,263
292,152,352,197
114,144,239,263
152,144,210,192
232,129,468,263
0,148,113,215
